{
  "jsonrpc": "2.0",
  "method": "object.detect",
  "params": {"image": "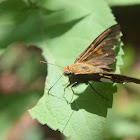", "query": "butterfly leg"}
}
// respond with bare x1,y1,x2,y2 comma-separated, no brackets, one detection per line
63,83,71,103
63,82,79,104
64,83,71,94
69,82,80,103
88,82,109,101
